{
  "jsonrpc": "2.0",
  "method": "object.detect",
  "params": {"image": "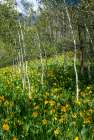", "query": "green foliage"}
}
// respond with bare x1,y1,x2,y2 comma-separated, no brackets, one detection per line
0,0,94,139
0,57,94,140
